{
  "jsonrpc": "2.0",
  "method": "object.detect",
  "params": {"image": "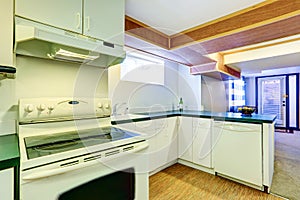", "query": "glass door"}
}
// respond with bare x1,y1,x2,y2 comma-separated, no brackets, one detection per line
257,74,299,129
257,76,286,127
